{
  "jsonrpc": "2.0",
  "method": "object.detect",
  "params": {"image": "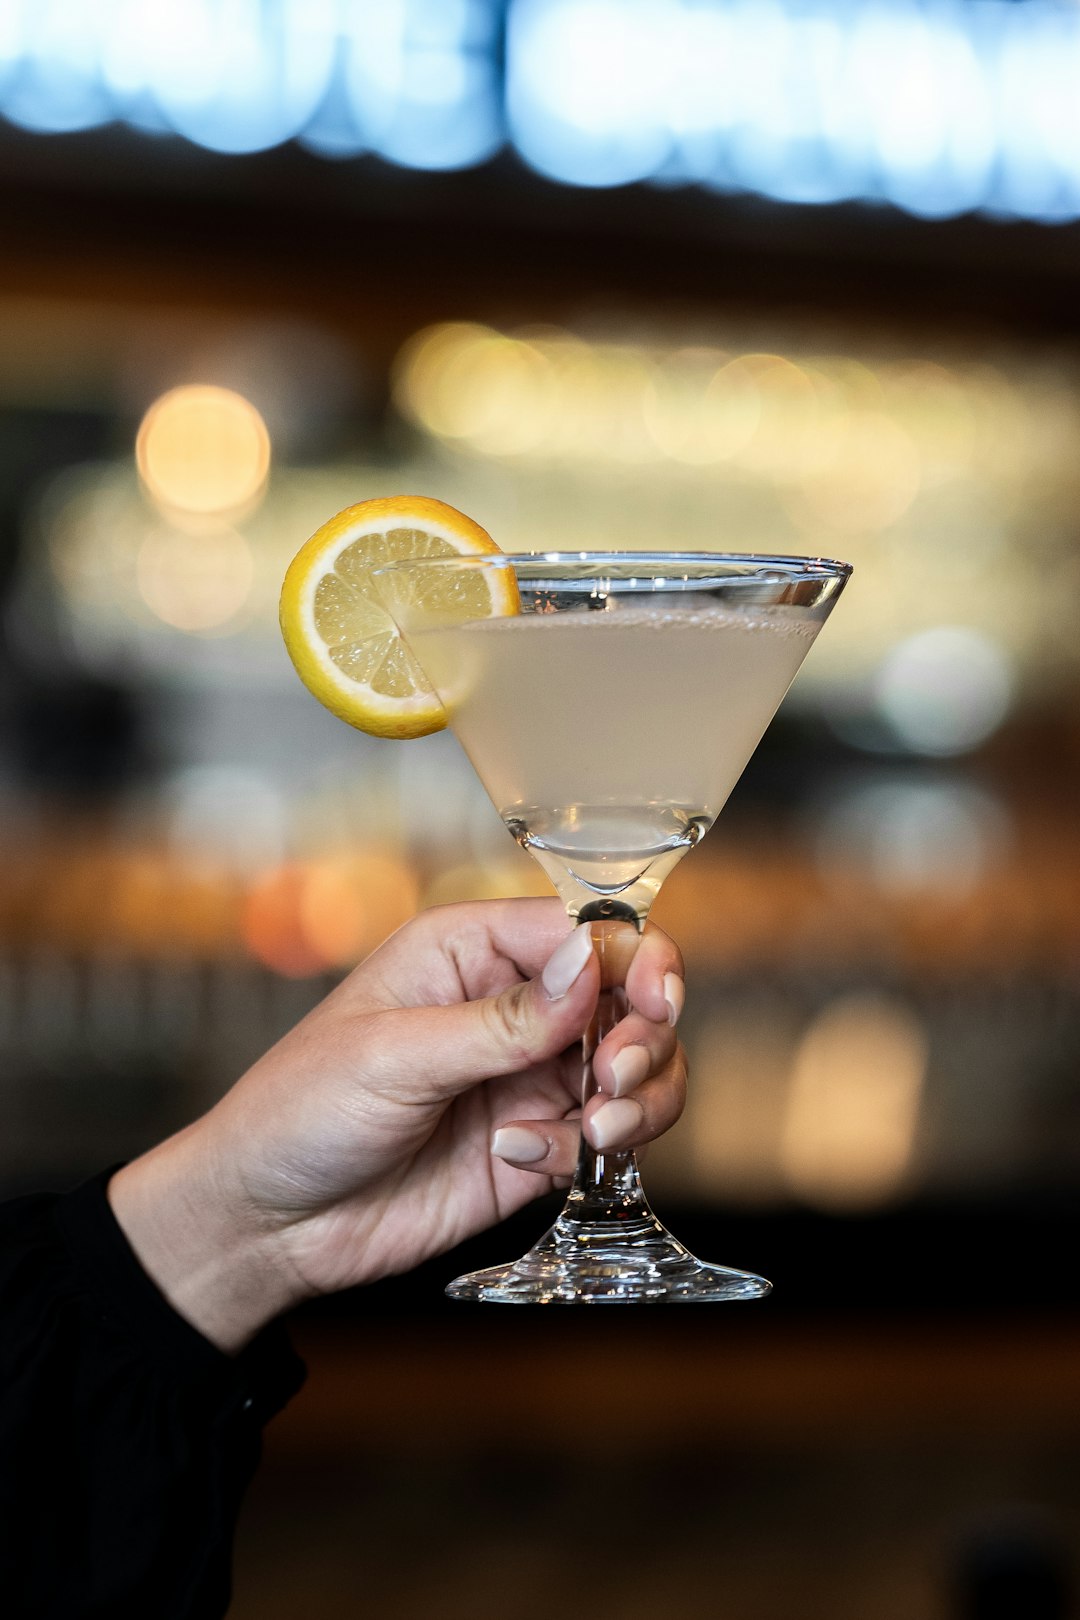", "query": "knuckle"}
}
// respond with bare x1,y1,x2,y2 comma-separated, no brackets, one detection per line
672,1065,689,1116
480,984,535,1066
674,1046,689,1097
671,1077,688,1122
647,923,684,979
